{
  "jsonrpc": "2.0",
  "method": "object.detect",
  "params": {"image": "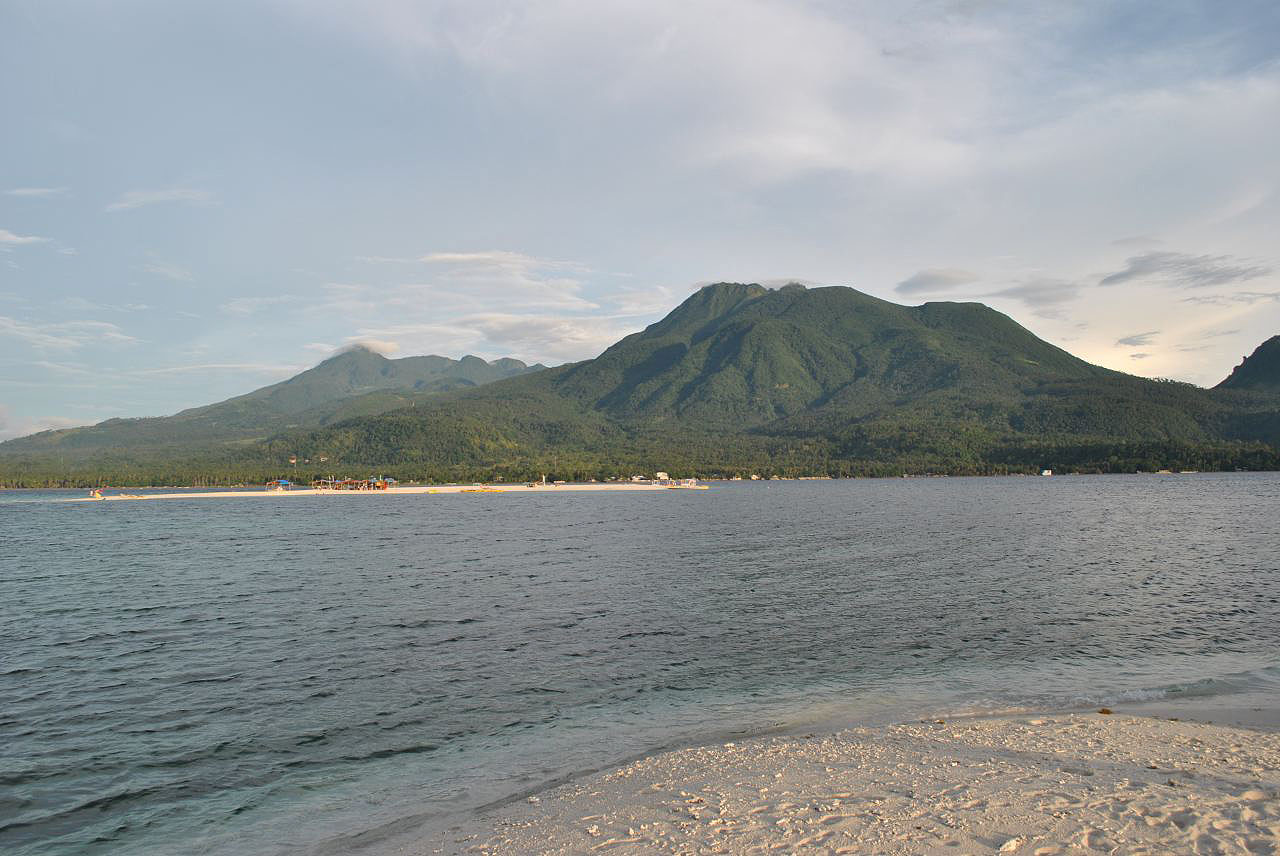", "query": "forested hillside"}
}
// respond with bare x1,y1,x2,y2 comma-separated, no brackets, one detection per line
3,284,1278,486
